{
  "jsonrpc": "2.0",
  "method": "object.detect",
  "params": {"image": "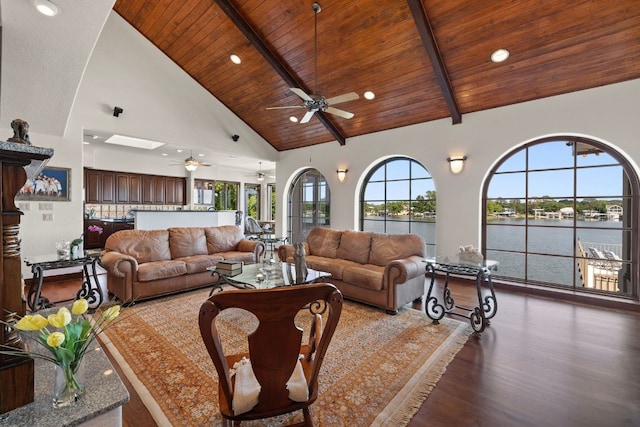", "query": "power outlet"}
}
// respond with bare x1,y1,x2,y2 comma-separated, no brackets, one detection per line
42,213,54,221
